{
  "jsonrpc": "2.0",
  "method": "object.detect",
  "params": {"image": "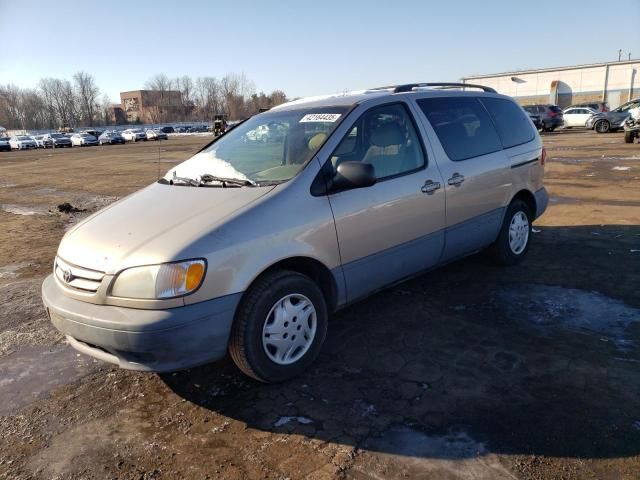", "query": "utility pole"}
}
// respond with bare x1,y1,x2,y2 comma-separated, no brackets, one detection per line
618,49,622,61
629,53,632,61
